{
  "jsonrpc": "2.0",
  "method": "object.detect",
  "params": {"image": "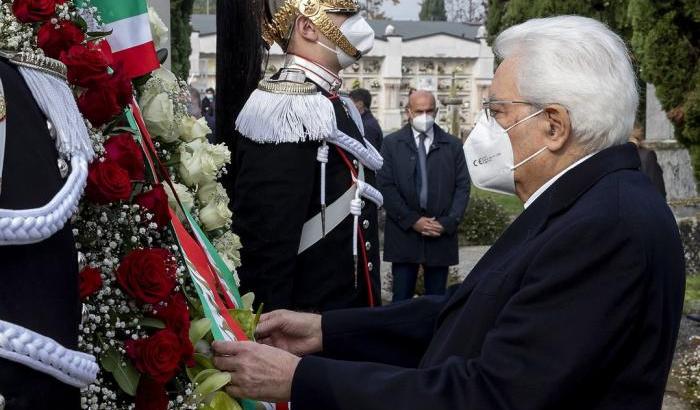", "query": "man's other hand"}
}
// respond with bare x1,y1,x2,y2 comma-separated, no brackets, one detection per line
255,310,323,356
